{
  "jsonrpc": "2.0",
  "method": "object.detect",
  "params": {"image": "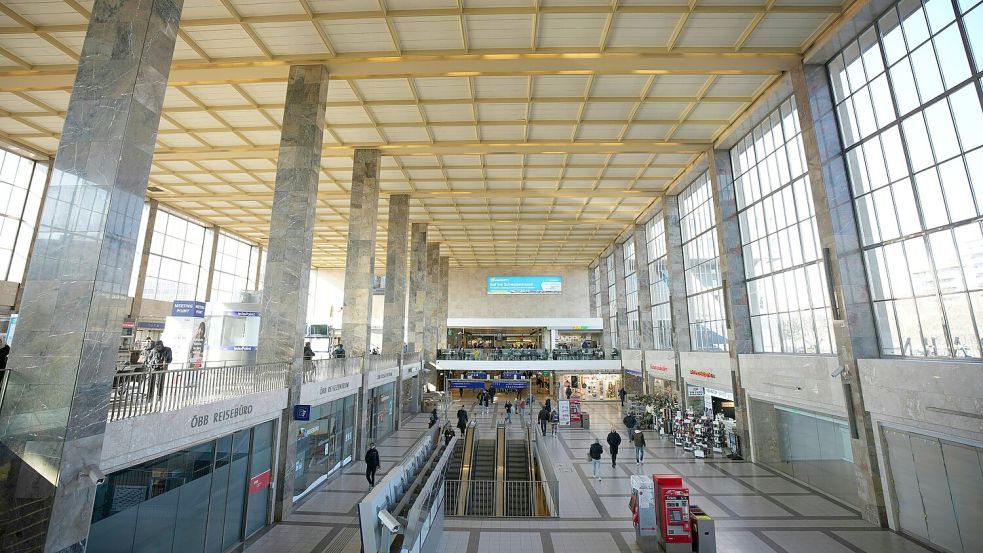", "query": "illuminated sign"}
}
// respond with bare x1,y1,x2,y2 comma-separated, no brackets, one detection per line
688,369,717,379
487,276,562,295
650,364,670,373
